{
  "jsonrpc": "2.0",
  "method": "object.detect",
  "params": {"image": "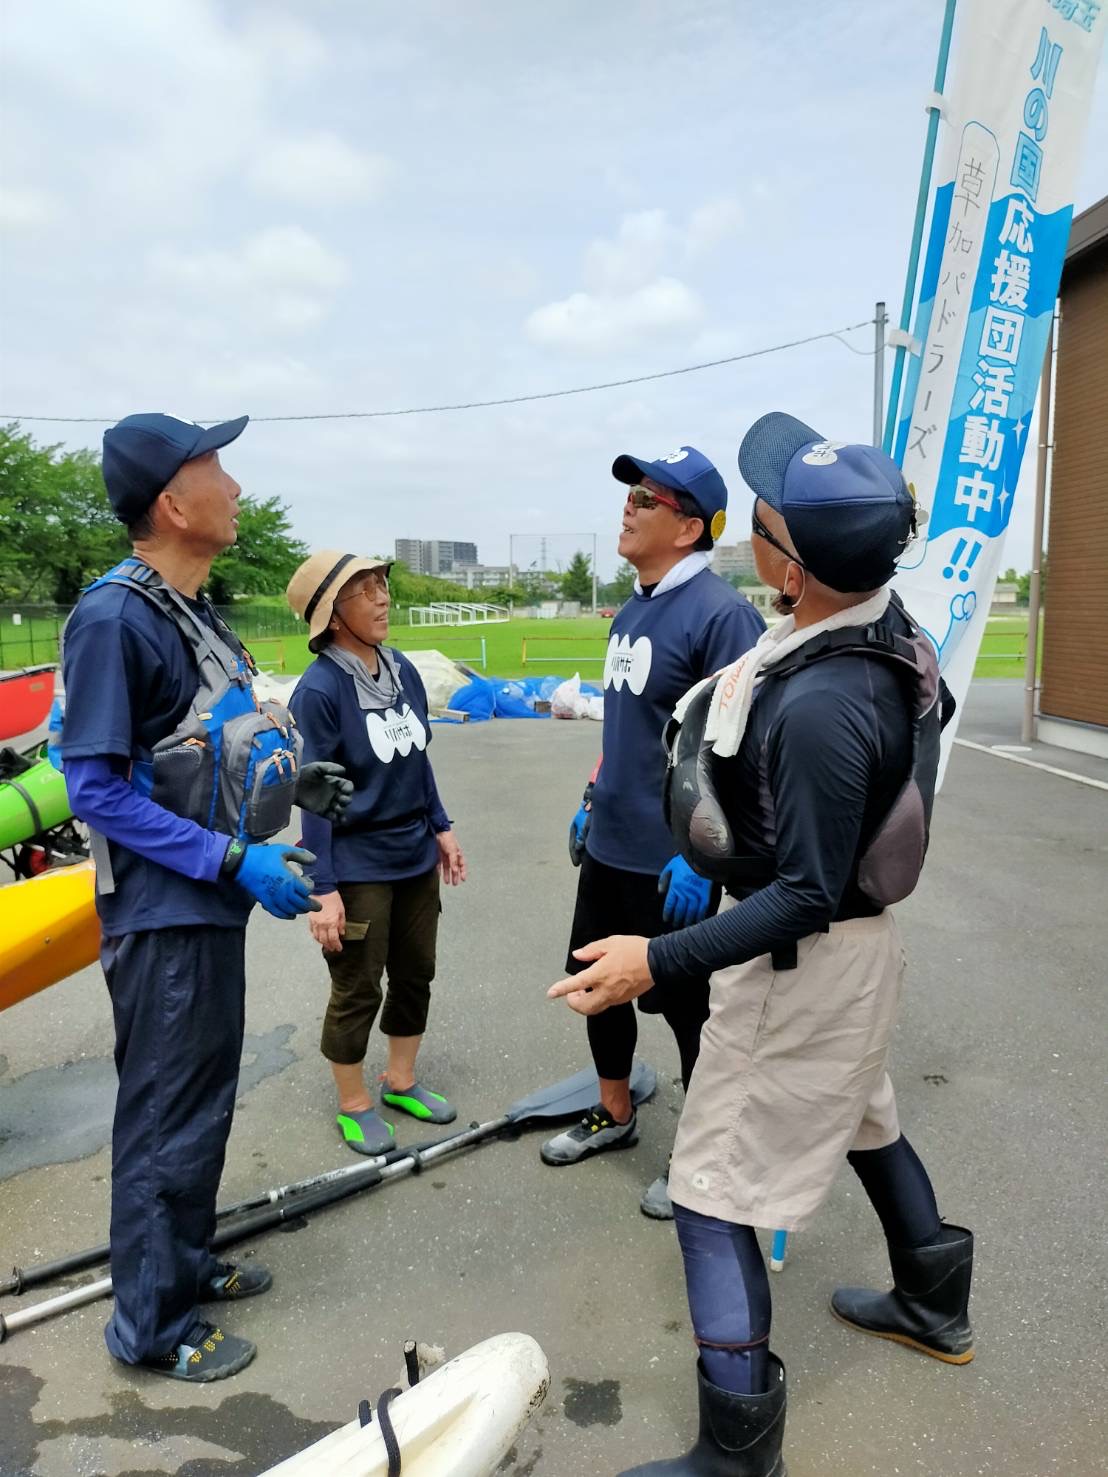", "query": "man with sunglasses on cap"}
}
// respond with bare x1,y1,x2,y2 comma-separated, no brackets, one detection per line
540,447,764,1220
56,414,352,1382
550,413,970,1476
